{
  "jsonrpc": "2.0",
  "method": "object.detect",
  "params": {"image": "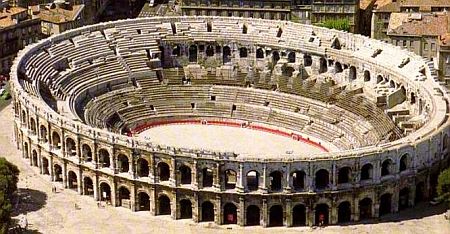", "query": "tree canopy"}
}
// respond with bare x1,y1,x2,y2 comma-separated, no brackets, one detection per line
316,18,351,32
437,167,450,206
0,157,19,233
